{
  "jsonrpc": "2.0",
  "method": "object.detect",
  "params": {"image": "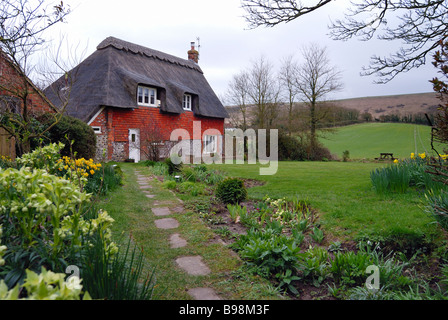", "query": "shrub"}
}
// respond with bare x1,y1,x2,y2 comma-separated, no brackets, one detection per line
0,166,117,288
165,156,182,175
277,133,307,161
38,113,96,160
342,150,350,162
215,178,247,204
